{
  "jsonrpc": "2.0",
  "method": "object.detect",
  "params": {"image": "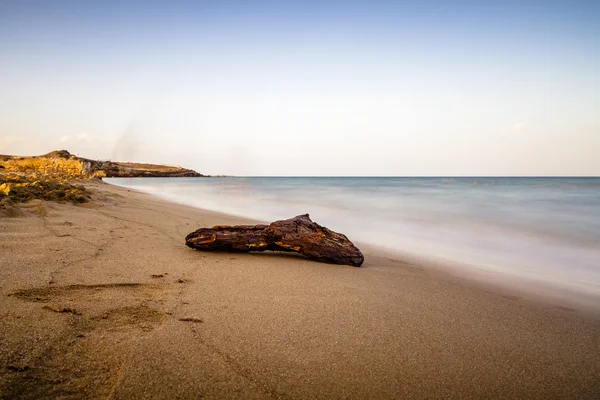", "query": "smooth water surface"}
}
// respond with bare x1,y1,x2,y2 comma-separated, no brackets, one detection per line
106,177,600,295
